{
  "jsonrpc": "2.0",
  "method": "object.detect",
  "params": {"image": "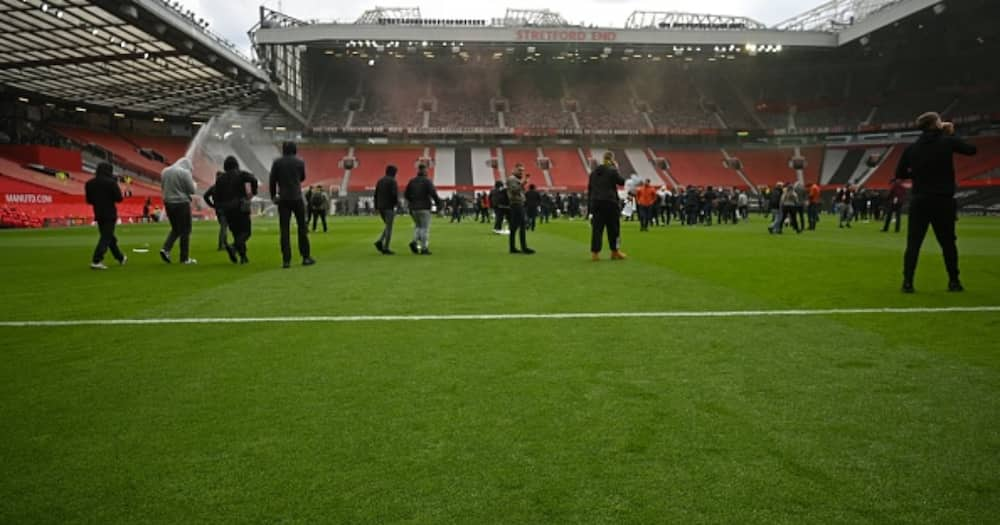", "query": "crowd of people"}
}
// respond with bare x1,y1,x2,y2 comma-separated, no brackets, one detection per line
84,112,977,292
